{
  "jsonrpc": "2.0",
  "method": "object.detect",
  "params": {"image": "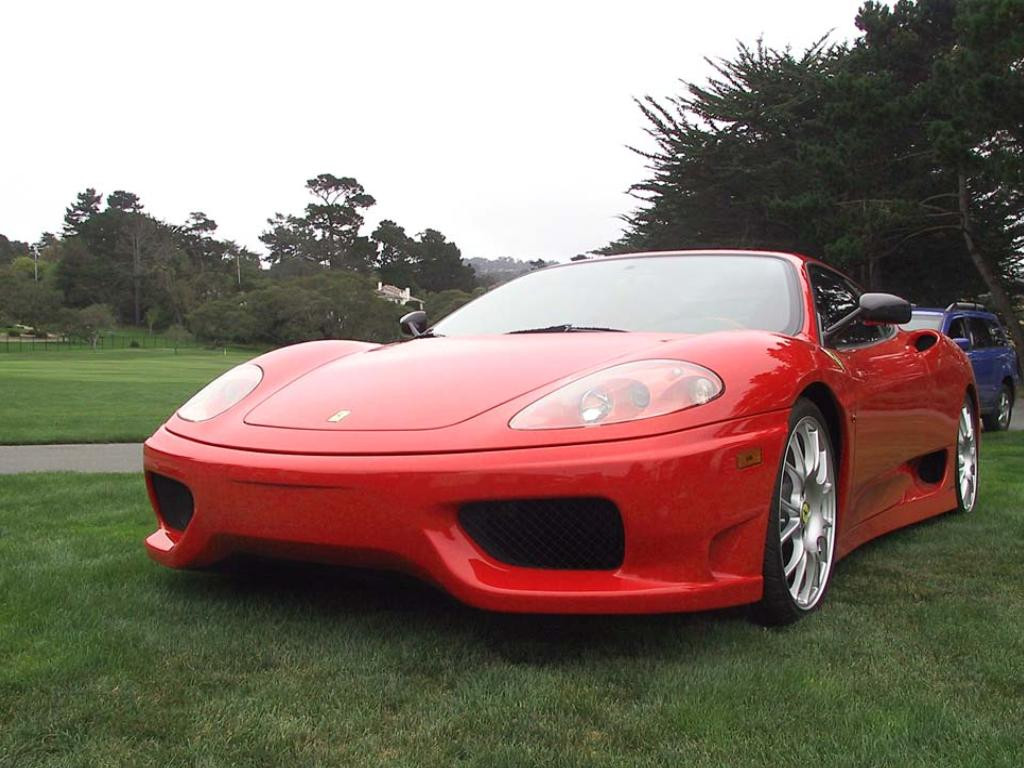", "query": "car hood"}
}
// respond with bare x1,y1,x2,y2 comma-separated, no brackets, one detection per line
243,333,674,431
164,330,823,455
